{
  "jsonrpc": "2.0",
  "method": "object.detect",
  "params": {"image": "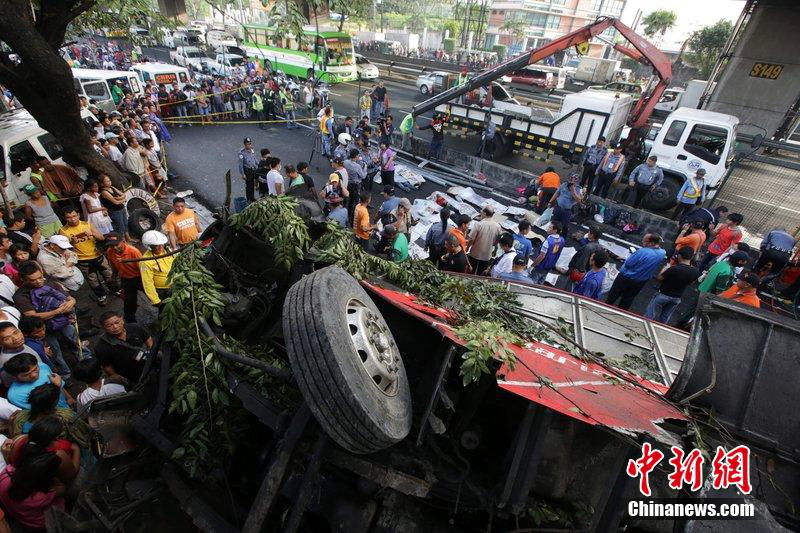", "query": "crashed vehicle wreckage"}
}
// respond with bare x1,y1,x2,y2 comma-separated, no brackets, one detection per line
51,196,799,532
